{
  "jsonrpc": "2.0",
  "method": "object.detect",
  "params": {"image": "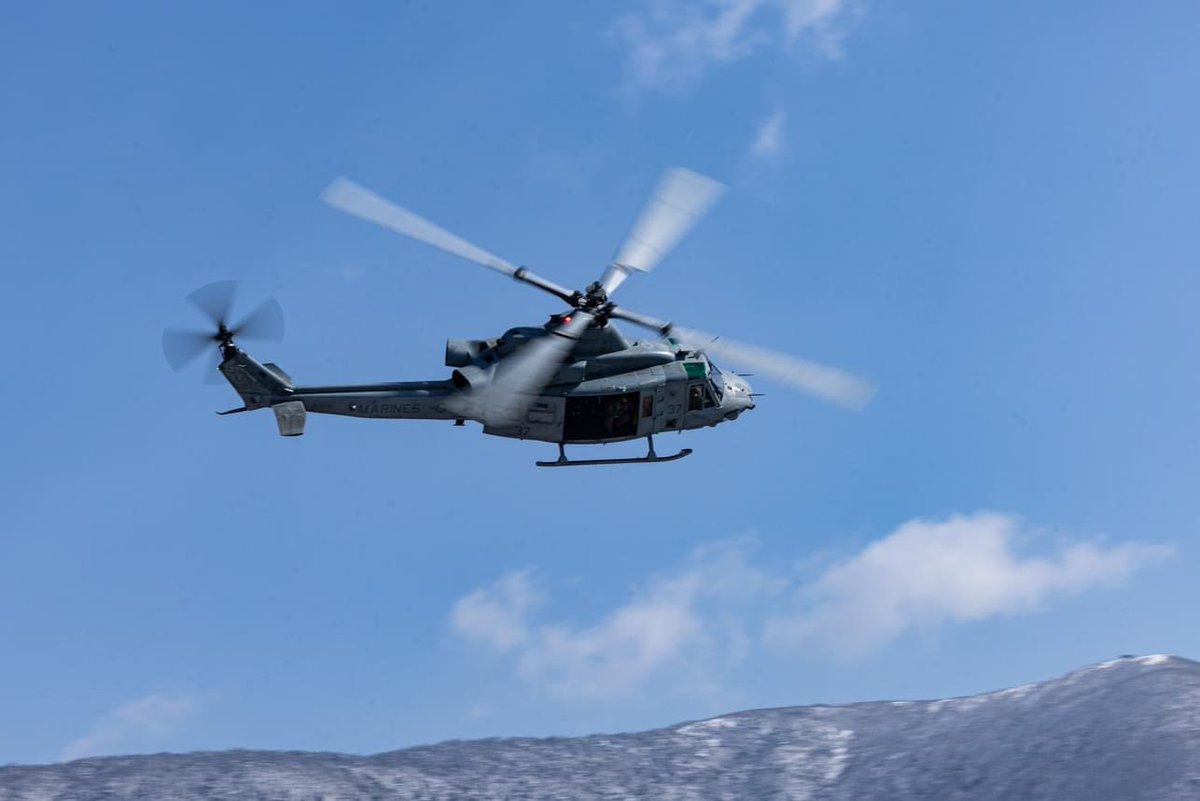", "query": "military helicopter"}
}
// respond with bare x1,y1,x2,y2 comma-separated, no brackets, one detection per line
163,168,874,466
